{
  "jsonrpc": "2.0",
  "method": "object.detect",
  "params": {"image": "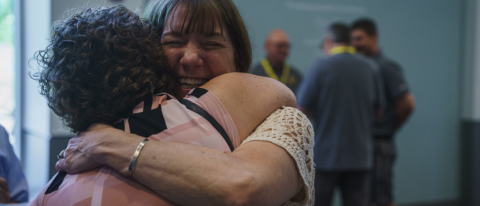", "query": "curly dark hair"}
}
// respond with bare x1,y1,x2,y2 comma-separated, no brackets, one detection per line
33,5,175,133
